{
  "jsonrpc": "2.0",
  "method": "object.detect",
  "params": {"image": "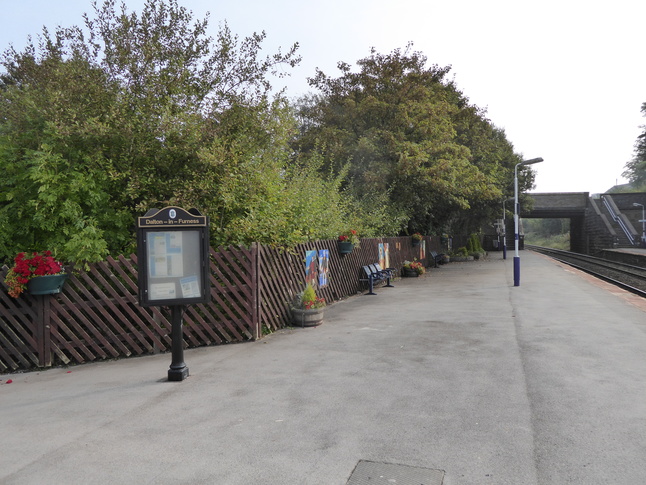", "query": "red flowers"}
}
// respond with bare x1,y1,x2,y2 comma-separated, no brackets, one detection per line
338,229,360,245
4,251,64,298
403,259,426,275
303,297,326,310
297,283,326,310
